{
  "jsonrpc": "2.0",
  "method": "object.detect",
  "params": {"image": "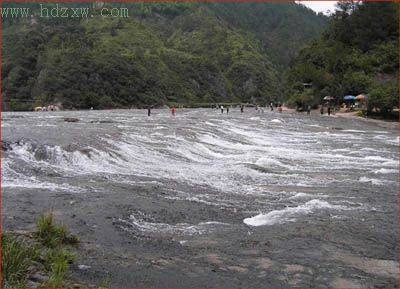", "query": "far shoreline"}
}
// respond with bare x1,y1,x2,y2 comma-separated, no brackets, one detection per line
2,106,398,127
